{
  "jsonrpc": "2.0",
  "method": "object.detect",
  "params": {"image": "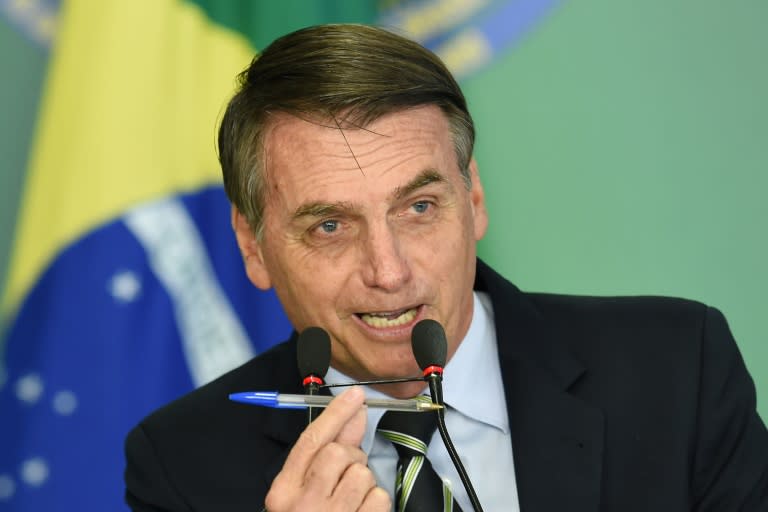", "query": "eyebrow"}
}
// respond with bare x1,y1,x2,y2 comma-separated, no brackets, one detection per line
293,201,358,220
392,169,447,201
291,169,449,221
